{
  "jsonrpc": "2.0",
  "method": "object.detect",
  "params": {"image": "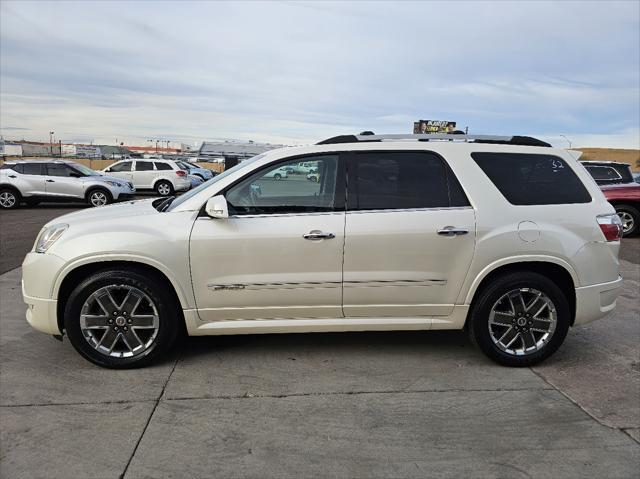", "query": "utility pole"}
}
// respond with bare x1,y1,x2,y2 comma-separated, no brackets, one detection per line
49,131,54,156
